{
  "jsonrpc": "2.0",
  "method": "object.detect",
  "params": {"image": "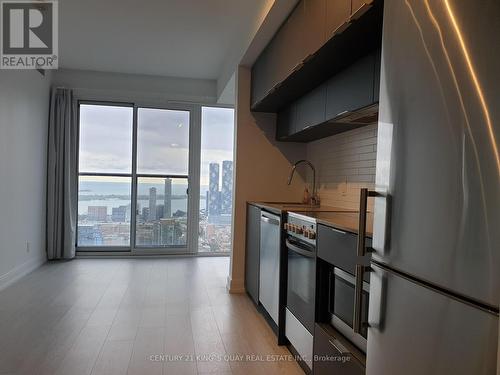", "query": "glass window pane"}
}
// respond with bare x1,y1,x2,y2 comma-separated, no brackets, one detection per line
137,108,190,175
77,176,131,247
135,177,188,247
79,104,133,174
198,107,235,253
